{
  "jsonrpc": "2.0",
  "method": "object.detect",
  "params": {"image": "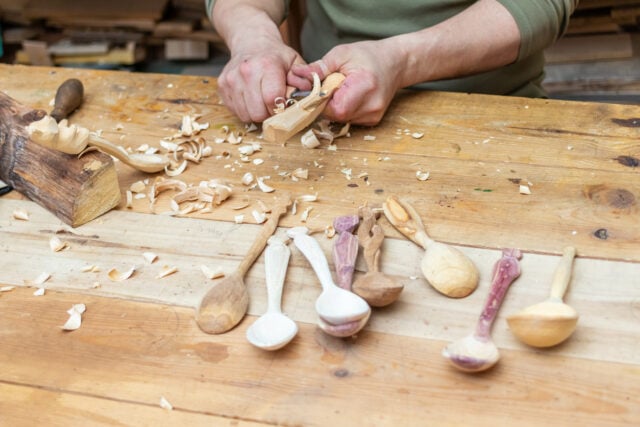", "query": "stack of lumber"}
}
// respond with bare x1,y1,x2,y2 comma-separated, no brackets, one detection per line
543,0,640,102
0,0,225,67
